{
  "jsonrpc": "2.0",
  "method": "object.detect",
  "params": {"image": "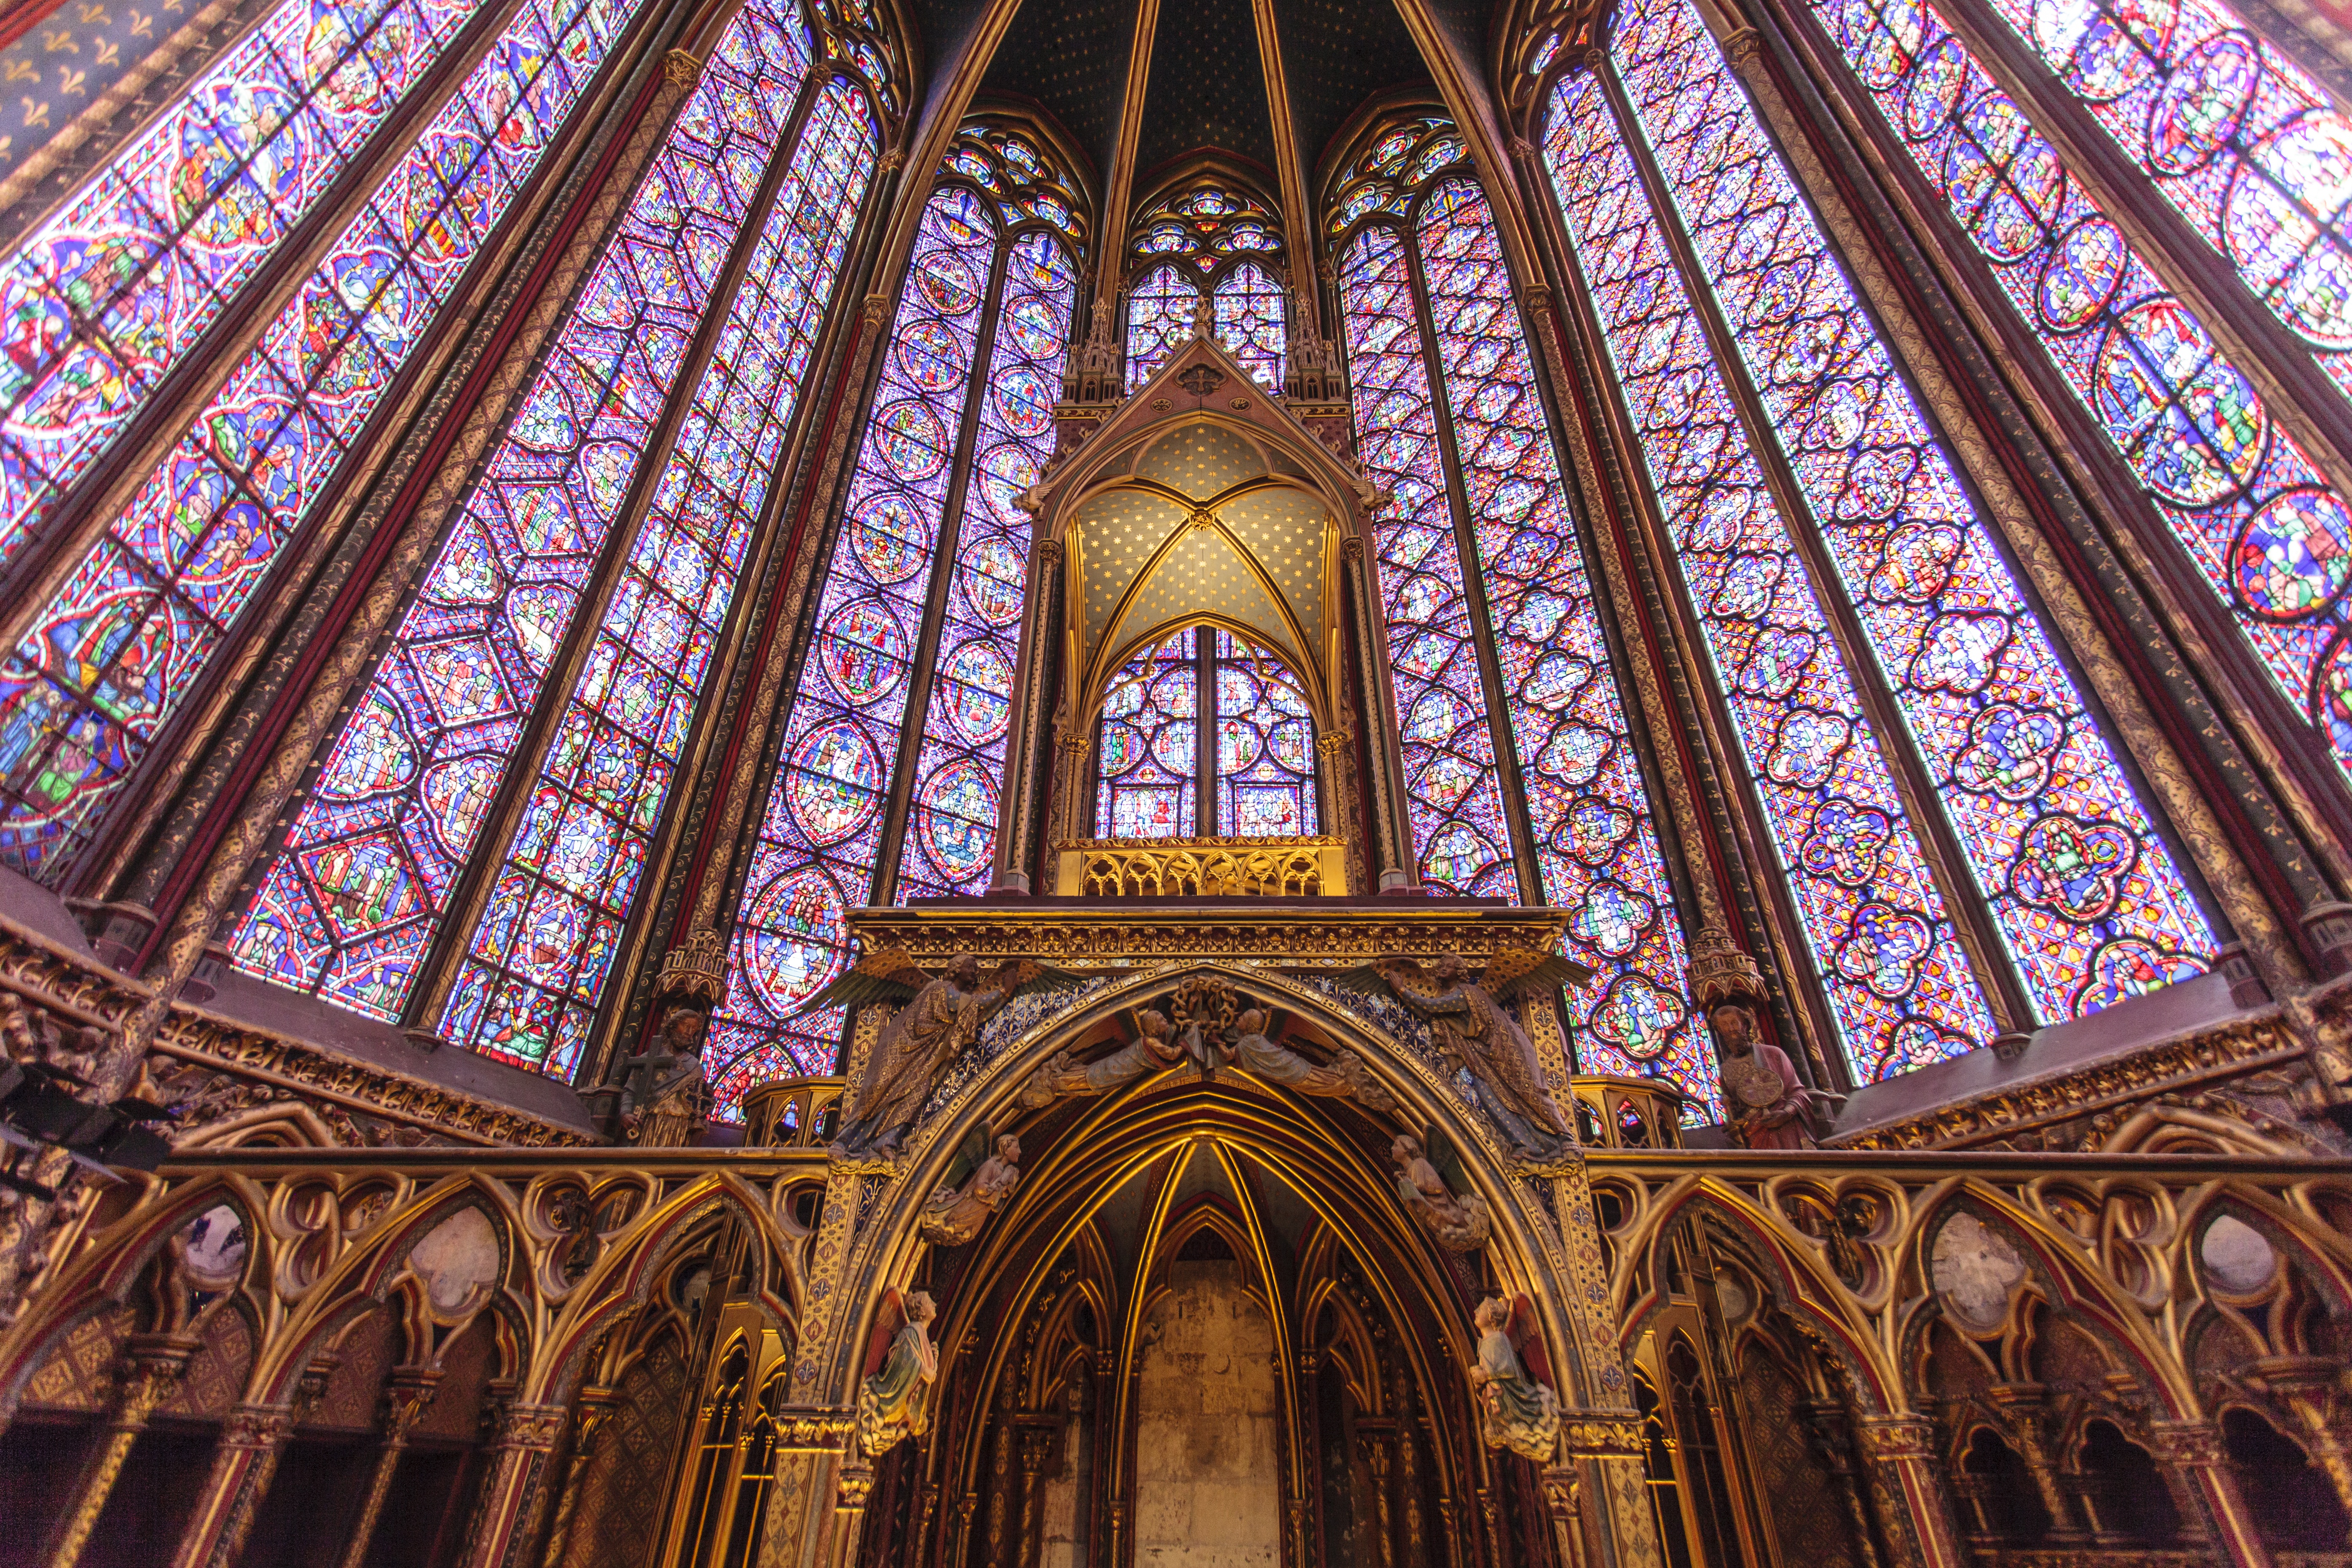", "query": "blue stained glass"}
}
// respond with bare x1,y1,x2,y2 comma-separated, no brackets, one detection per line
437,81,876,1072
228,0,827,1028
1125,263,1195,389
0,0,498,574
1213,629,1317,837
1606,0,2214,1029
897,231,1077,899
712,185,997,1098
1212,260,1286,389
1819,0,2352,790
1095,629,1199,838
0,0,650,880
1414,177,1705,1107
